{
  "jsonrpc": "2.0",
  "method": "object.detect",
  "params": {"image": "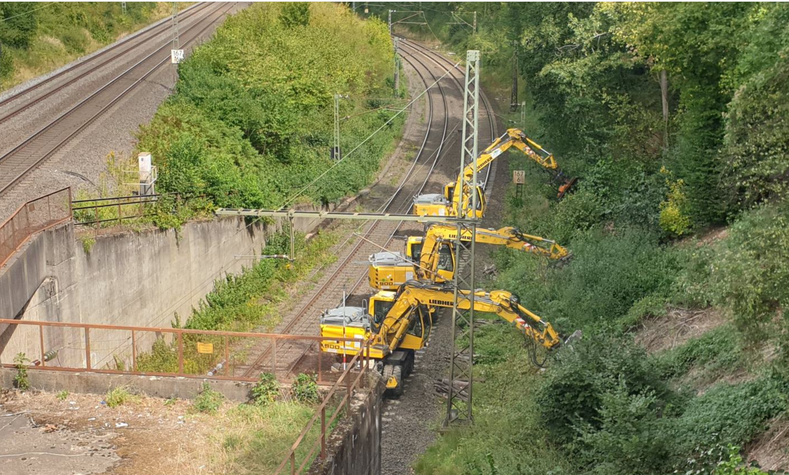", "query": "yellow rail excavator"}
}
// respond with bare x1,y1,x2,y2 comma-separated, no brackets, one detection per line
413,128,577,218
368,223,569,290
319,281,561,396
